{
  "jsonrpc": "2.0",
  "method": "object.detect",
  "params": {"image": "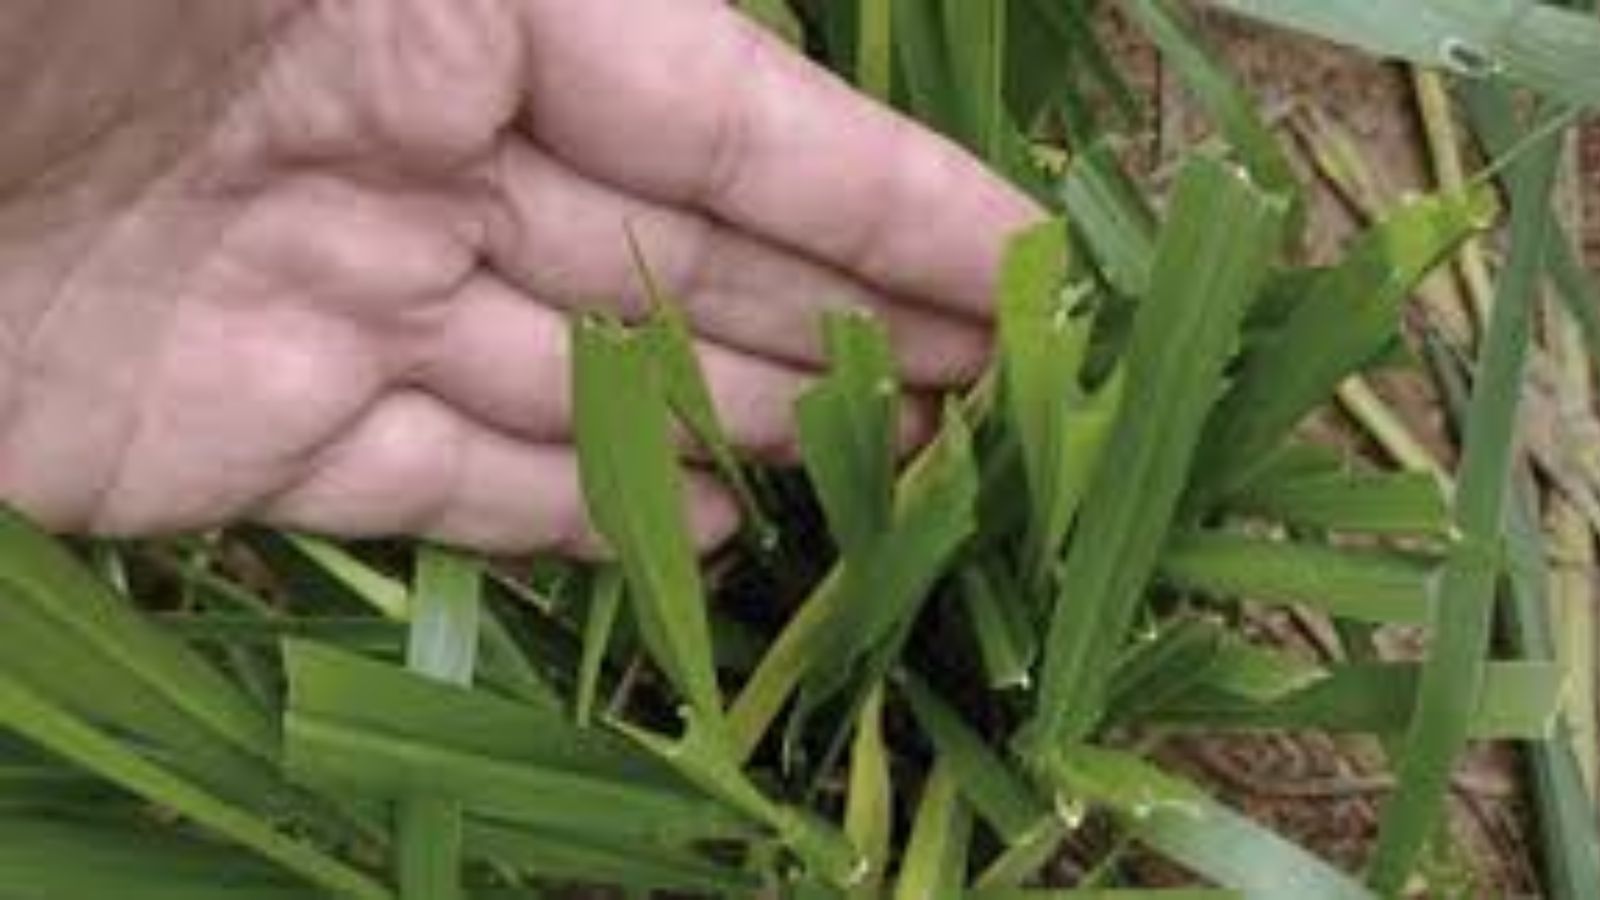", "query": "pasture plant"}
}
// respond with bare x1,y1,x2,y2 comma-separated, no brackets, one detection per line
3,1,1600,897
